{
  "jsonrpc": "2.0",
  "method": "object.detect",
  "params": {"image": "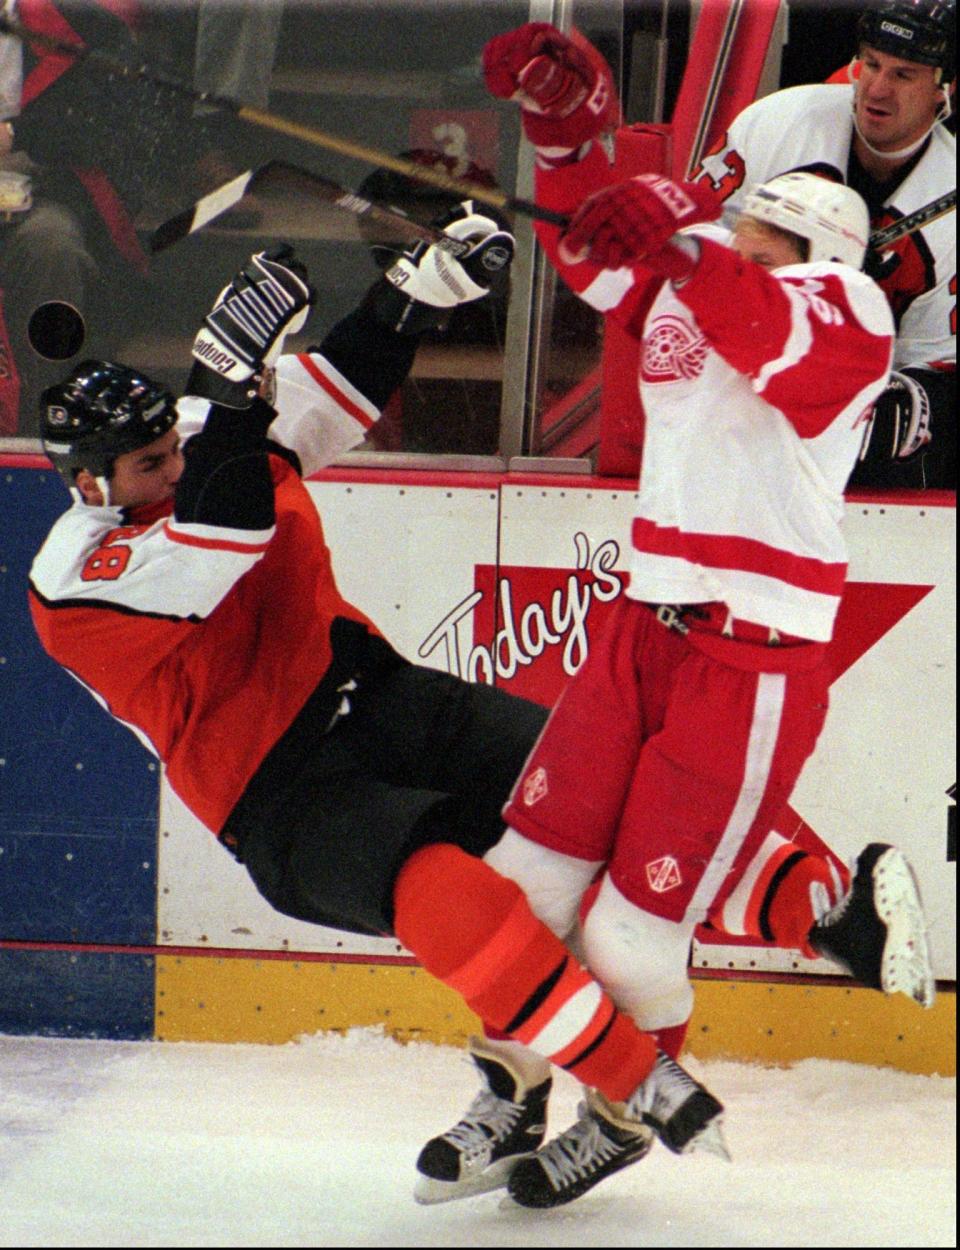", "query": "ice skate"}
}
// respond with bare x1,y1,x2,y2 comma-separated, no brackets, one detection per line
413,1037,551,1204
505,1088,654,1209
809,843,935,1008
627,1050,730,1160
